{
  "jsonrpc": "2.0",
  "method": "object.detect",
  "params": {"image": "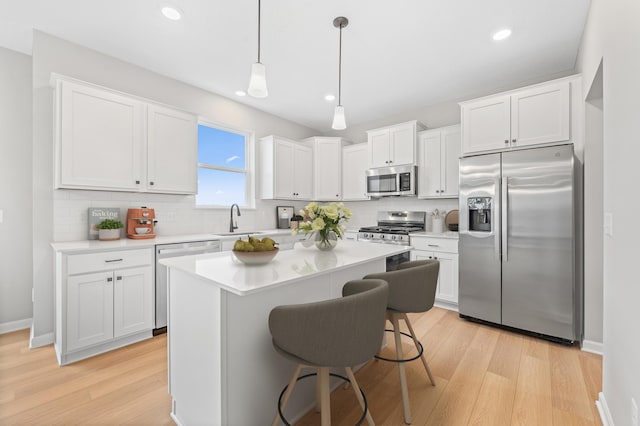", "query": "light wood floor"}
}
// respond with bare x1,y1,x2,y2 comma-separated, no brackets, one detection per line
0,308,602,425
